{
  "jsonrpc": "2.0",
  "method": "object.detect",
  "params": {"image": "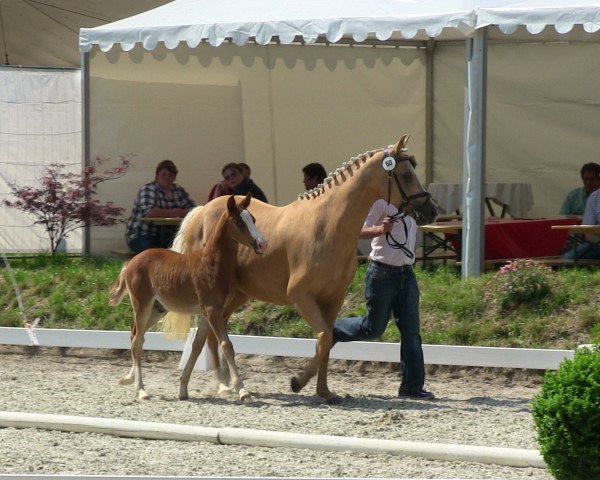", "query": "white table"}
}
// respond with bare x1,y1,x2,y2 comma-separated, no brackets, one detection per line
427,182,534,217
